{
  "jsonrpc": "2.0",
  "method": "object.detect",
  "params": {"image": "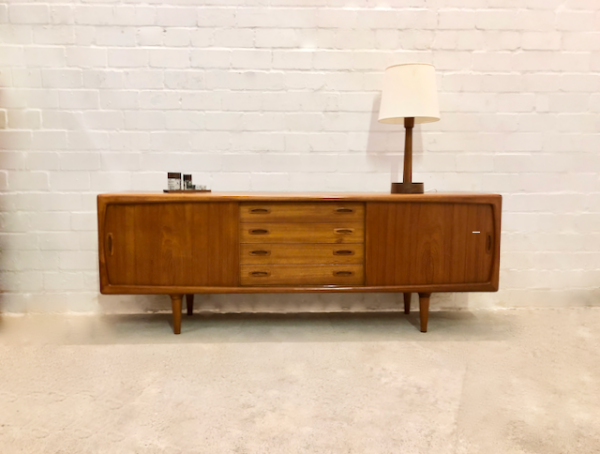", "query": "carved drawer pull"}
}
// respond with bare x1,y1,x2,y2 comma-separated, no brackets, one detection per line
249,228,270,235
487,234,492,252
334,228,354,234
333,271,353,277
250,250,270,256
107,233,114,256
335,207,354,214
333,250,354,256
250,271,270,277
249,208,271,214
